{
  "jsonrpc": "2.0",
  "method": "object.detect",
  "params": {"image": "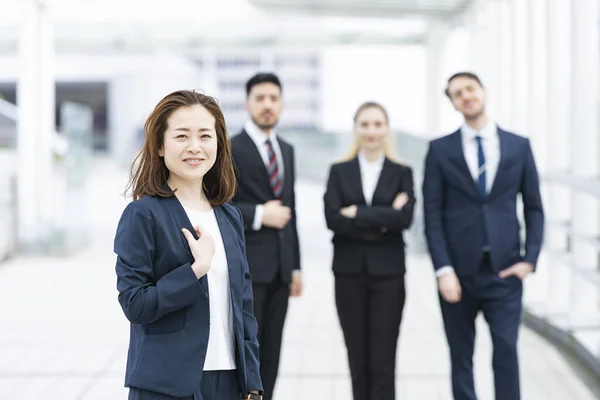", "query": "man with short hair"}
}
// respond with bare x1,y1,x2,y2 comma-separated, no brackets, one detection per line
422,72,544,400
231,72,303,400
